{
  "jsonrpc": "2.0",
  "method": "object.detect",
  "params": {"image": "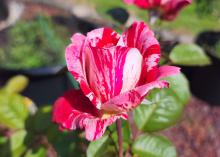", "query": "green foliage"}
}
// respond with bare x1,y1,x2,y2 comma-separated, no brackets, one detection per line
24,147,47,157
134,73,190,132
132,134,177,157
0,92,29,129
165,73,190,105
161,3,220,35
195,0,214,15
5,75,29,94
0,16,68,69
10,130,27,157
87,135,110,157
169,44,211,66
195,0,220,17
0,76,29,129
